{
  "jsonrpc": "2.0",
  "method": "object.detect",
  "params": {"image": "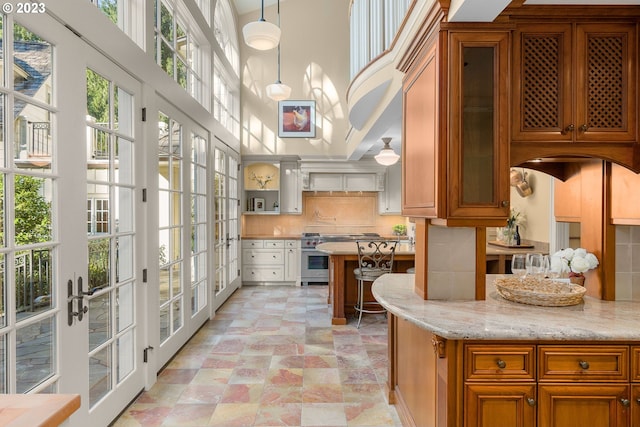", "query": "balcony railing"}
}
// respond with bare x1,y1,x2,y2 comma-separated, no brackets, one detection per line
349,0,412,80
